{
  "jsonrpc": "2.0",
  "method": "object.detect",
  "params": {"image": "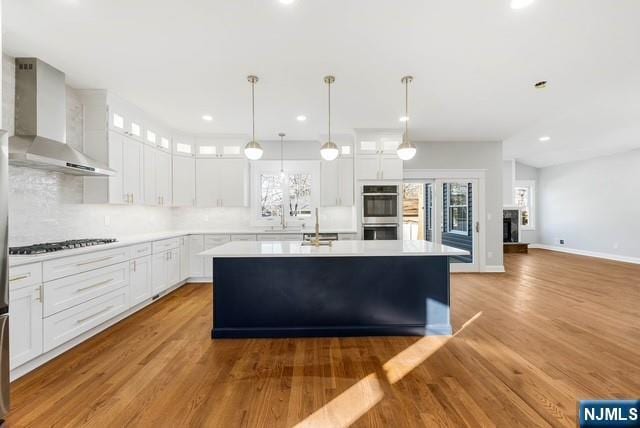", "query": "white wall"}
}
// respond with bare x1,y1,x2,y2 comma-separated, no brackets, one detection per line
502,160,514,206
3,55,173,246
404,141,504,268
538,149,640,260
